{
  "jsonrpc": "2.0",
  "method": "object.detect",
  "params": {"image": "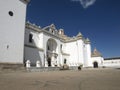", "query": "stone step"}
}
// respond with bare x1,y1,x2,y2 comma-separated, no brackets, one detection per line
0,63,26,72
26,66,80,72
26,67,60,72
